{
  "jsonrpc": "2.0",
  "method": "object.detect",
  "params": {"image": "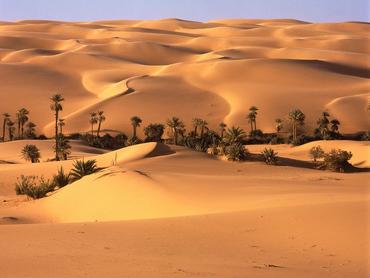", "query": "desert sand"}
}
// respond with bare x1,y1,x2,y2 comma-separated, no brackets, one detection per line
0,18,369,278
0,19,369,135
